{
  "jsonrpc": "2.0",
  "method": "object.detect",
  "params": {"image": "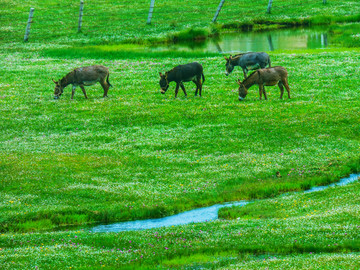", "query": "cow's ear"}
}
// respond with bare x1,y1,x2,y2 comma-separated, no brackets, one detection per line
224,56,228,61
236,79,241,85
159,72,163,77
52,79,57,84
